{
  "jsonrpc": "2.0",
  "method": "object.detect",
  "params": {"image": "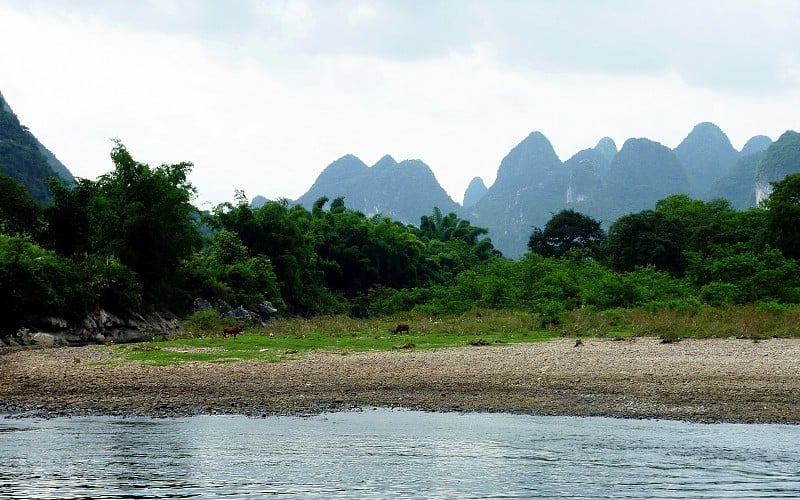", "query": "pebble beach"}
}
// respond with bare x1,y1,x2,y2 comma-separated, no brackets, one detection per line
2,337,799,422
